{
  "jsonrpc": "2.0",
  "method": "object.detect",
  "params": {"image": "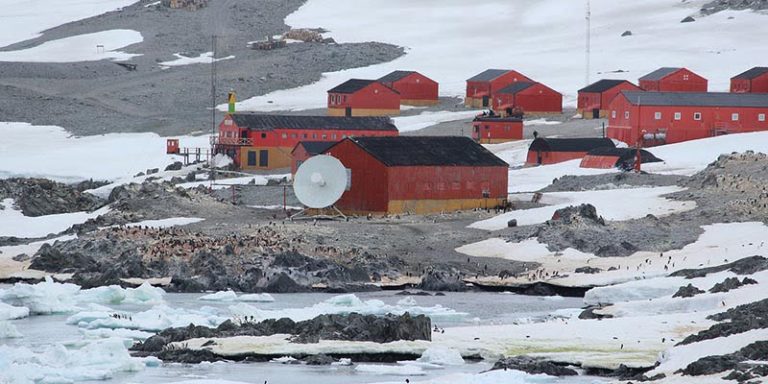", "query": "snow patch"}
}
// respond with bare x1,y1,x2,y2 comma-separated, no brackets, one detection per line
0,198,110,238
159,51,234,67
0,30,142,63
